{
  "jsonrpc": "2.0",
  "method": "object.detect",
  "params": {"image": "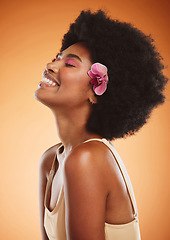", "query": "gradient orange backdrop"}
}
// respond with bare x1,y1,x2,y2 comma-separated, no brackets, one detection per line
1,0,170,239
